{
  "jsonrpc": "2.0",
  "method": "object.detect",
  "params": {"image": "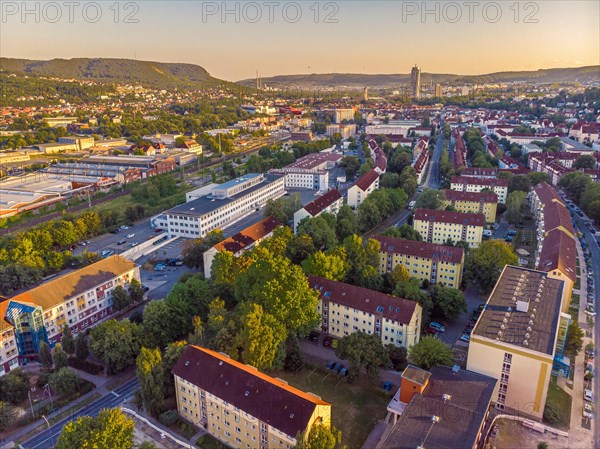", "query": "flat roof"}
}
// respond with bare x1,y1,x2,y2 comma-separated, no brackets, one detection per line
216,173,262,190
168,174,283,217
472,266,564,355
